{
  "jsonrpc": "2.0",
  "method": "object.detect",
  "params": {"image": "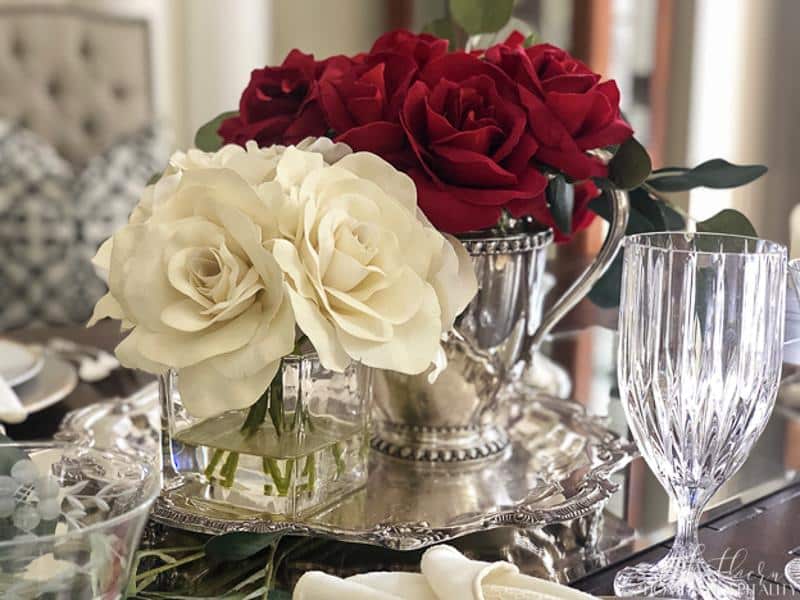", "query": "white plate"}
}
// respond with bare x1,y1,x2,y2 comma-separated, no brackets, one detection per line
14,354,78,414
0,340,45,387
